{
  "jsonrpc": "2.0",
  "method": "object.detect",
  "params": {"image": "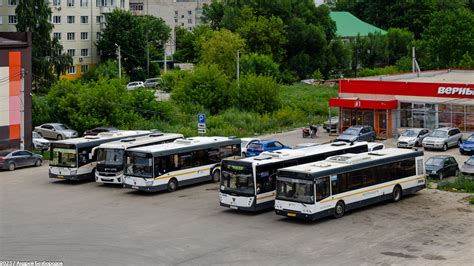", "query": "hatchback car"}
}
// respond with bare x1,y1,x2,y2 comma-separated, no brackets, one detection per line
422,127,463,151
34,123,78,140
240,138,260,157
32,131,50,150
126,81,145,90
460,156,474,176
459,134,474,155
0,149,43,171
245,140,289,157
144,78,162,88
397,128,430,148
323,116,339,133
335,125,376,143
83,127,118,136
425,155,459,180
